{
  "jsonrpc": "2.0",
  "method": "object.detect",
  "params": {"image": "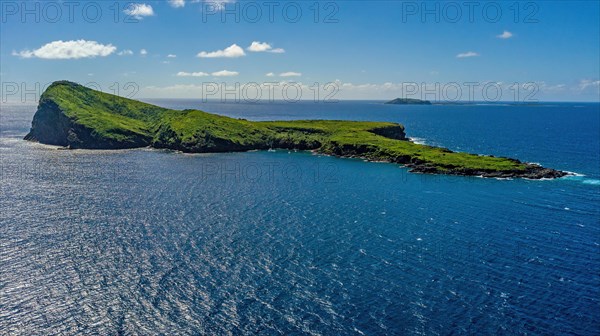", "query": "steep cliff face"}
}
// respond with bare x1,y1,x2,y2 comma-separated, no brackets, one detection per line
24,98,72,146
24,81,153,149
24,97,151,149
369,125,407,140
